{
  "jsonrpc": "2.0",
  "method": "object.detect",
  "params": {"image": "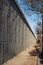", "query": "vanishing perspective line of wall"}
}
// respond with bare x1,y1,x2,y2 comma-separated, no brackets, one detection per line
0,0,36,64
